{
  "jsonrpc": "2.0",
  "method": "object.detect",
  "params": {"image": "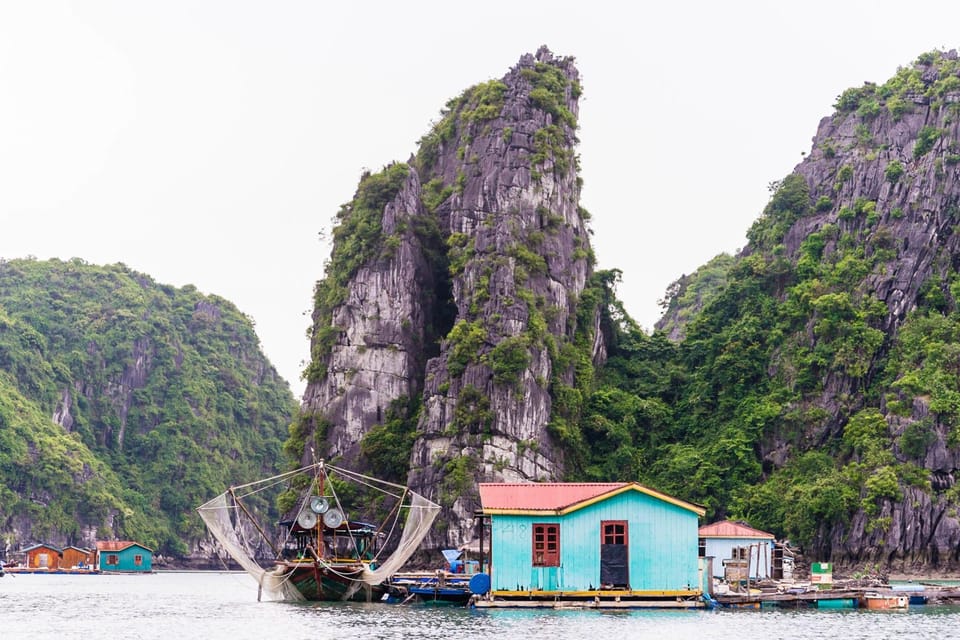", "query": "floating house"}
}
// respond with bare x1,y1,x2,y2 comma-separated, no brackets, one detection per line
475,482,706,608
698,520,774,580
23,543,62,570
96,541,154,572
62,545,96,570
